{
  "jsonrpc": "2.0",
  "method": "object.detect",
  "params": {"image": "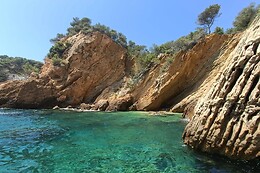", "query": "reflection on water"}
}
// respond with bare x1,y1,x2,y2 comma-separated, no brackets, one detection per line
0,109,259,172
